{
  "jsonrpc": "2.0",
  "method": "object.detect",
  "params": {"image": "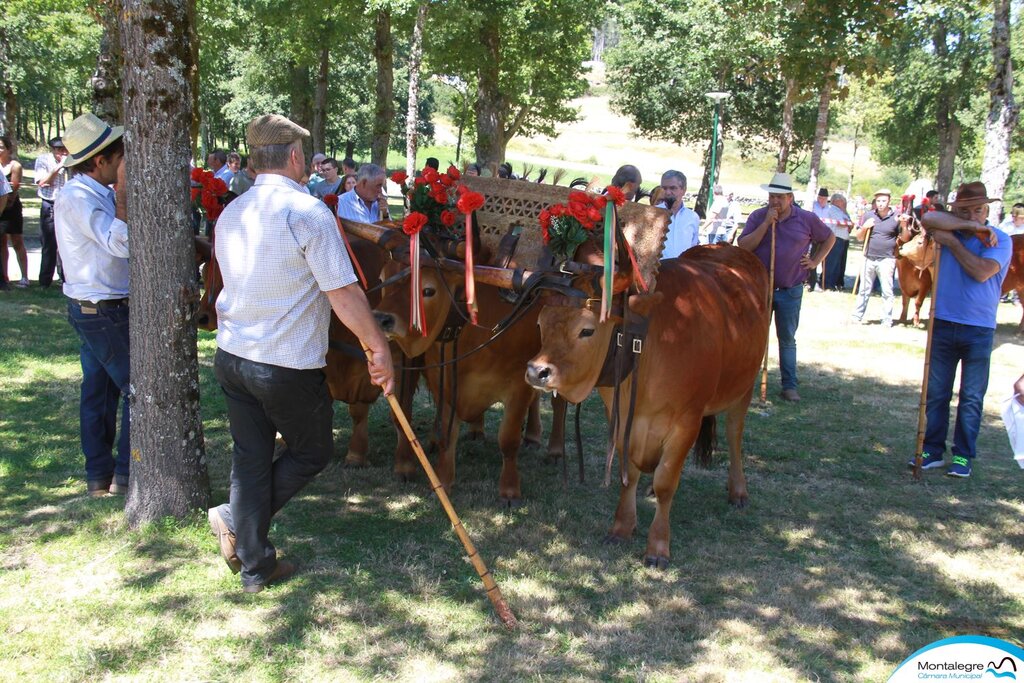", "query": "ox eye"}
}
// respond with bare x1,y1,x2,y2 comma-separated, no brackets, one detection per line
422,287,436,297
578,328,595,338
